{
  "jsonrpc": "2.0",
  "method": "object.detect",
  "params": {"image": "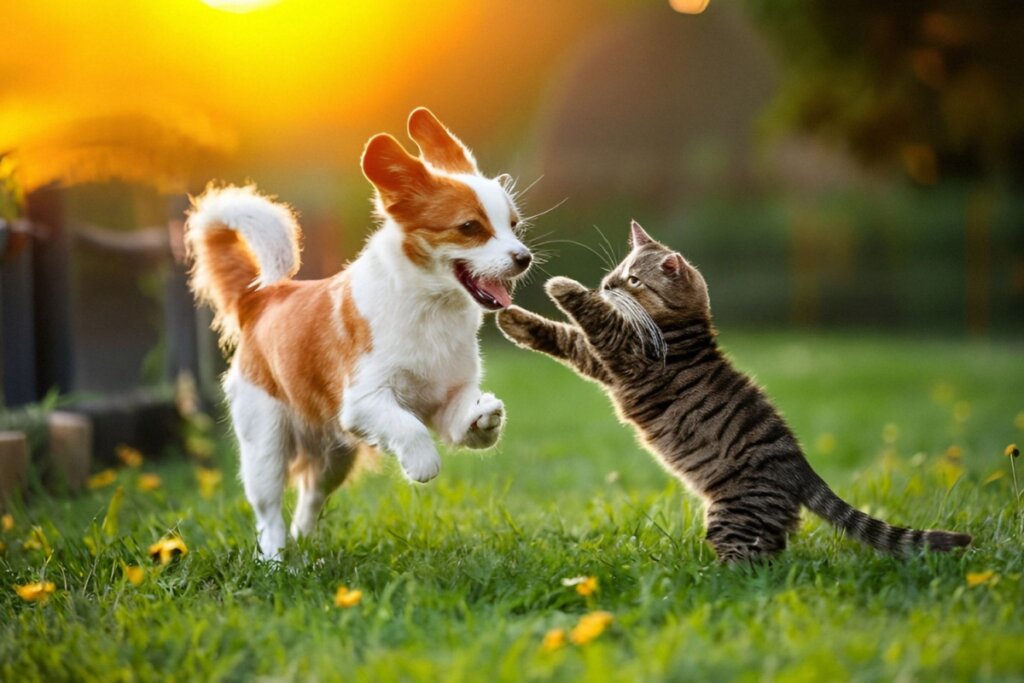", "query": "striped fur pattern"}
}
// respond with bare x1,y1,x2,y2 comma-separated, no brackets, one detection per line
497,221,971,562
